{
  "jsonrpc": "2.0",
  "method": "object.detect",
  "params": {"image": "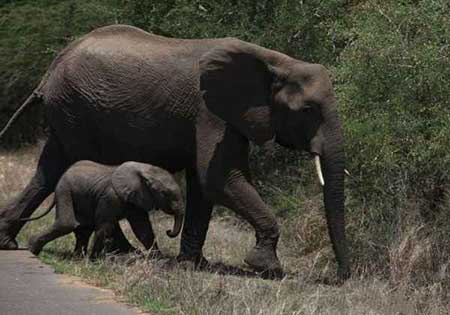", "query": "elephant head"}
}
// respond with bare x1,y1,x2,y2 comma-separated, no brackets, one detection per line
199,40,350,279
112,161,184,238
